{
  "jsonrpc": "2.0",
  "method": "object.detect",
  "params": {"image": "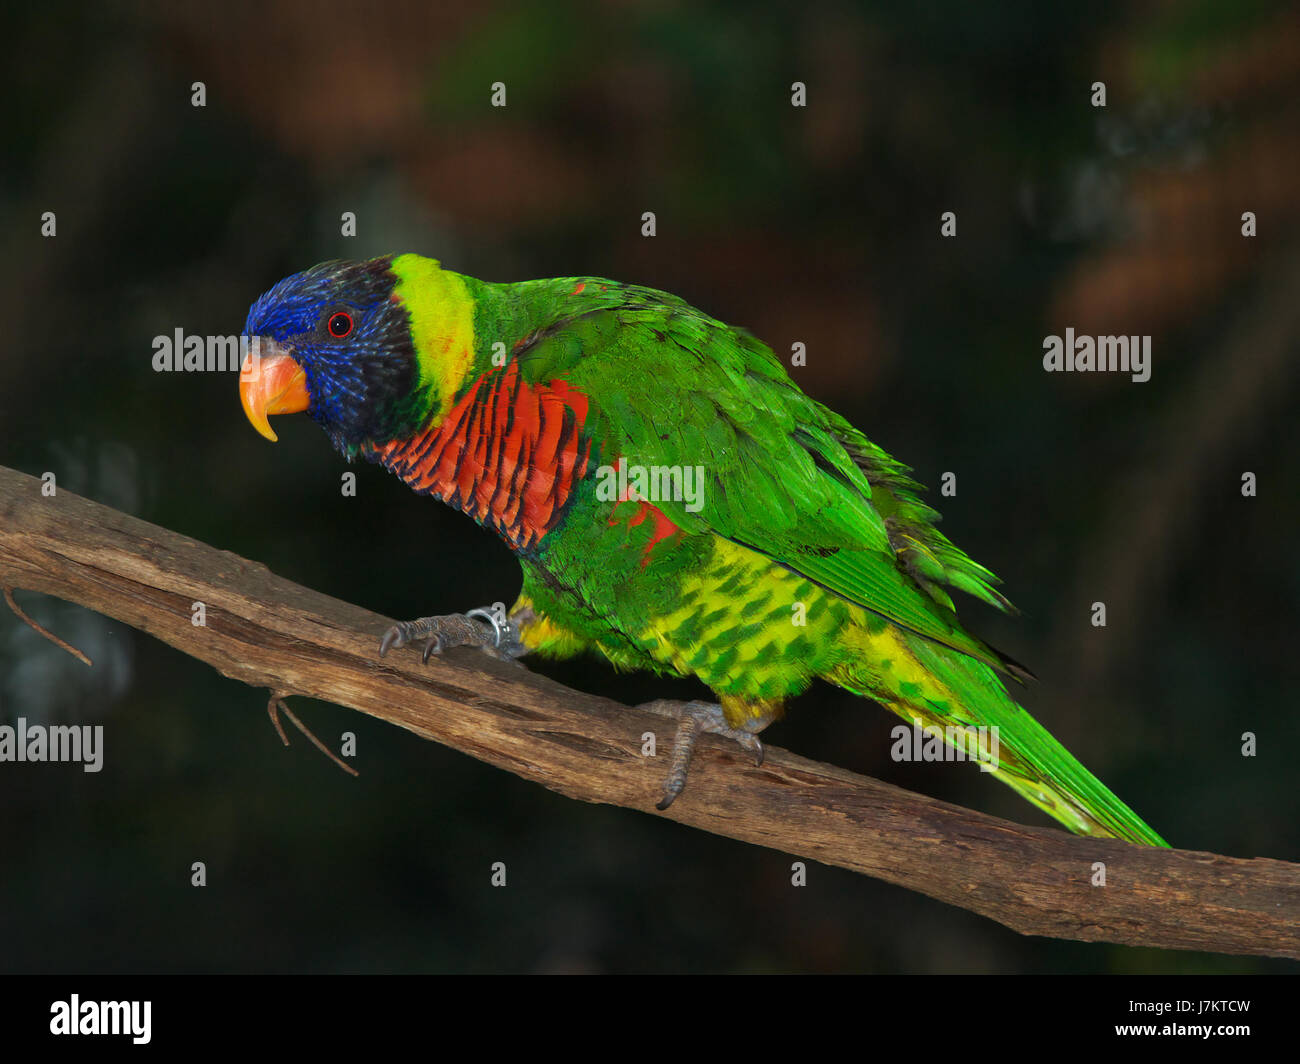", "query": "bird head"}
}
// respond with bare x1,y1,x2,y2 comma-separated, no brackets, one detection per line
240,254,472,456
